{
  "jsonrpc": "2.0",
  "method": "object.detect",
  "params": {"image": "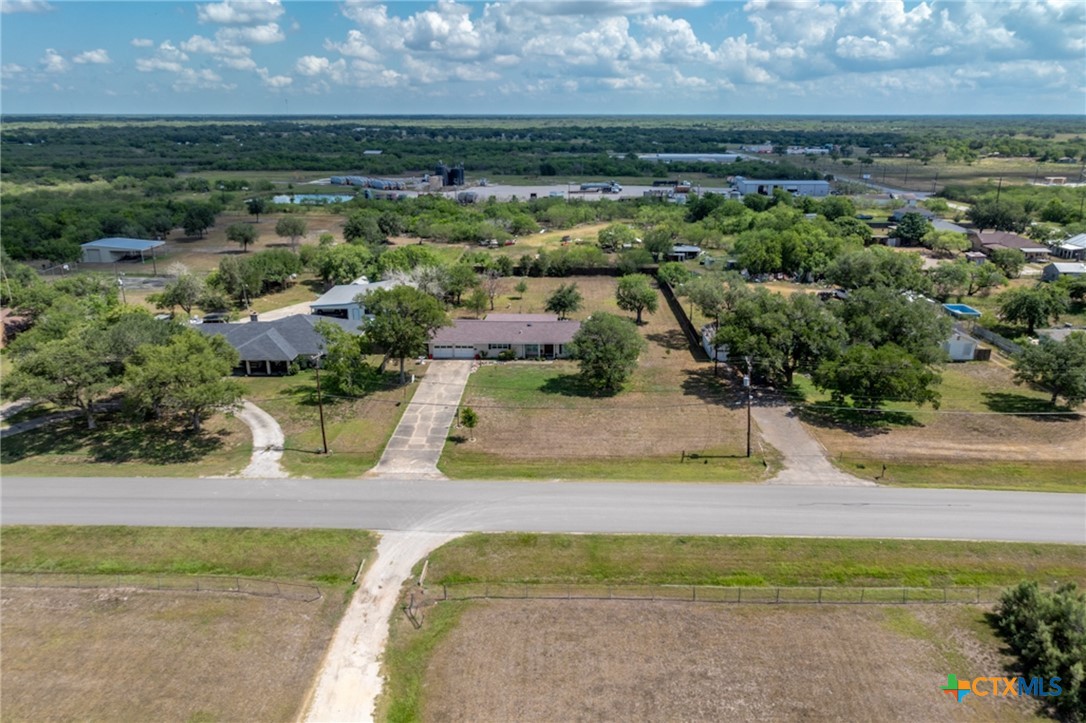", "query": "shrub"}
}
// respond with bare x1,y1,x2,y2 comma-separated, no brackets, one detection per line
497,349,516,362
